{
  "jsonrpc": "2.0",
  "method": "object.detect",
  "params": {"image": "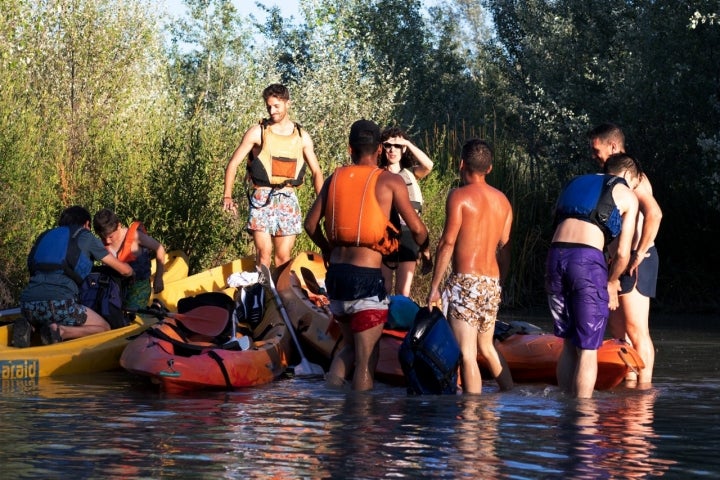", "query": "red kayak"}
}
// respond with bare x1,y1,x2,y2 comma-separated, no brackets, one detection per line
121,291,291,393
278,251,644,390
